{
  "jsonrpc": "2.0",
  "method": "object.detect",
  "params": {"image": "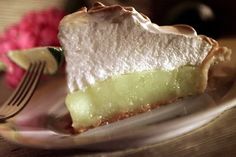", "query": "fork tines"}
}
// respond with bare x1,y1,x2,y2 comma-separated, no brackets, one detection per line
0,61,45,122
